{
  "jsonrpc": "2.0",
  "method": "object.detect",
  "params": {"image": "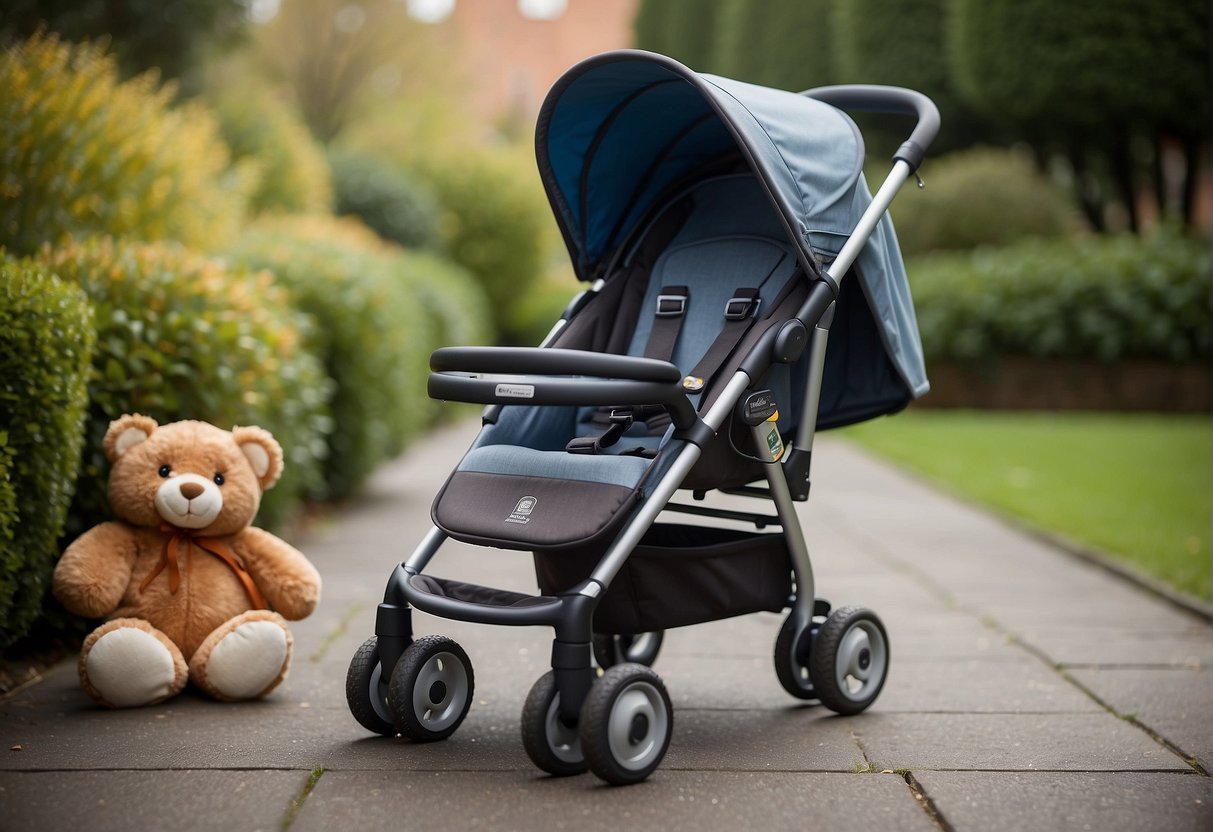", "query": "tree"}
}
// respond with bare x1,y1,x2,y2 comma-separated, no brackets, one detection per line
248,0,444,144
633,0,728,70
0,0,250,87
713,0,835,90
949,0,1209,231
833,0,992,155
